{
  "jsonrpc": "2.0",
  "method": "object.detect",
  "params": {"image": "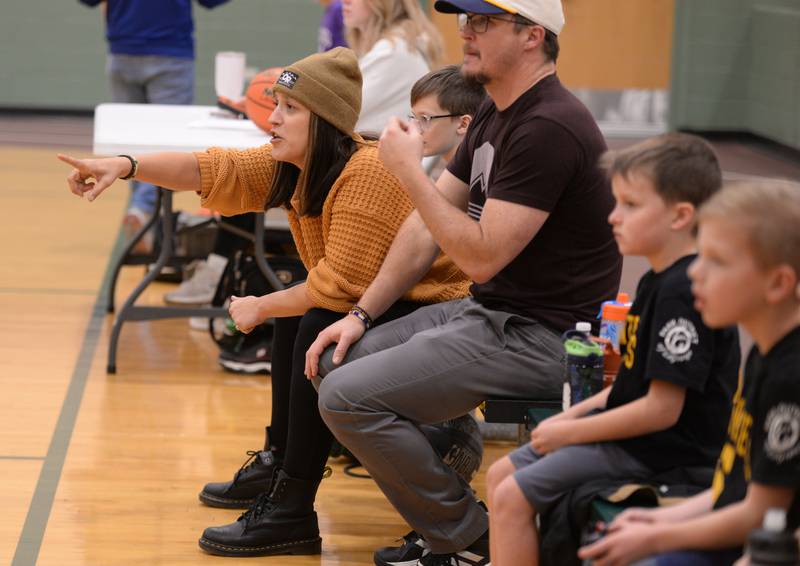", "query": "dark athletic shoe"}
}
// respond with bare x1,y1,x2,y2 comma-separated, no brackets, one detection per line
417,529,490,566
373,530,430,566
218,342,272,374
